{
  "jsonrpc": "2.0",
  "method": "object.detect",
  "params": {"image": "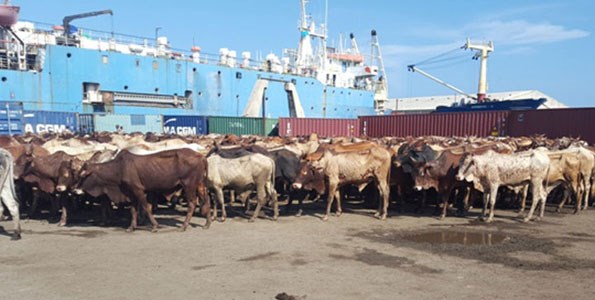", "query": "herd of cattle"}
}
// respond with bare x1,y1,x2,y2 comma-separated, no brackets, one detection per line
0,132,594,241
